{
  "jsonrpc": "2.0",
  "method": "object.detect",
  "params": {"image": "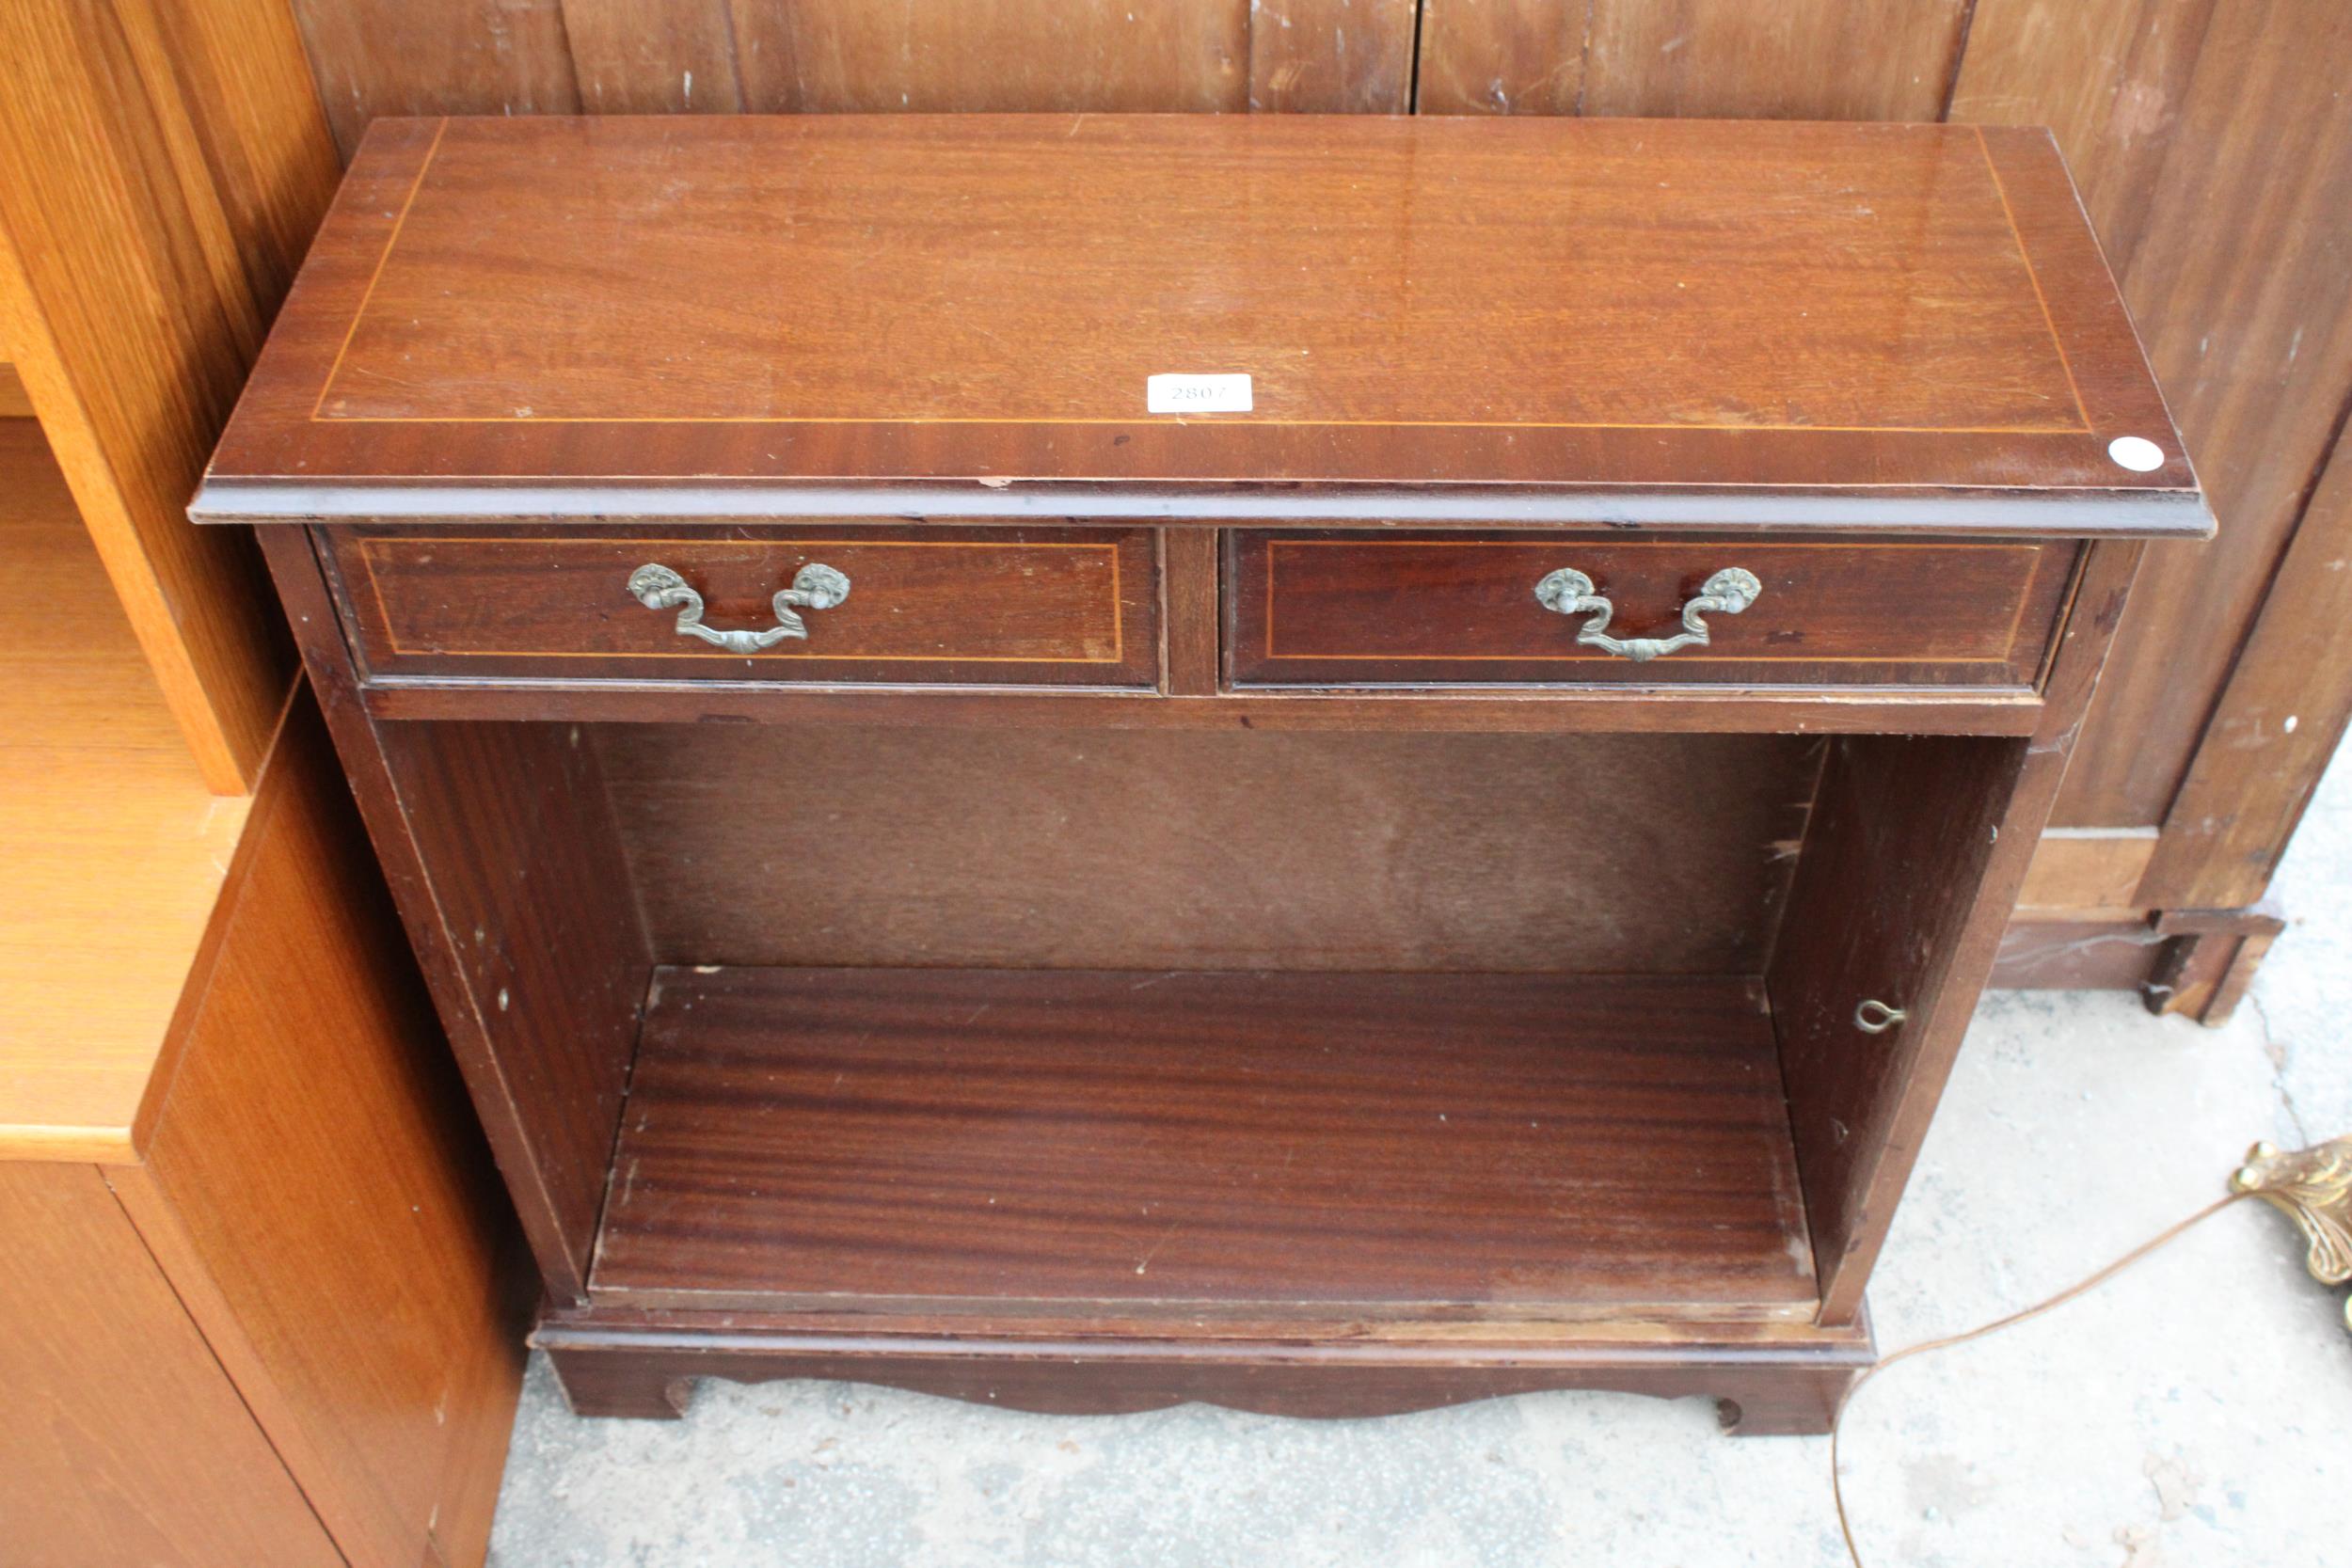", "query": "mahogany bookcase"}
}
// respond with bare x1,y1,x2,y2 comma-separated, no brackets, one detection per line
197,114,2207,1434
